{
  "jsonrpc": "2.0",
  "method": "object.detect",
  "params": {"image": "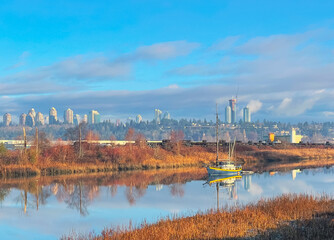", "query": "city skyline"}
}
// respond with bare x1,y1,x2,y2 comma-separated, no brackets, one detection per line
0,1,333,122
0,107,174,125
2,107,103,126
